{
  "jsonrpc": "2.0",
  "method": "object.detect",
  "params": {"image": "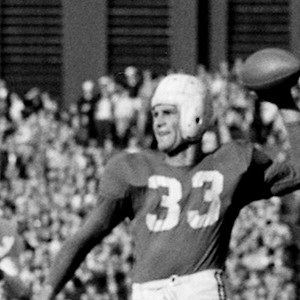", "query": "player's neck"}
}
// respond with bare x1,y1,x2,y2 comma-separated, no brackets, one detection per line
164,143,204,167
